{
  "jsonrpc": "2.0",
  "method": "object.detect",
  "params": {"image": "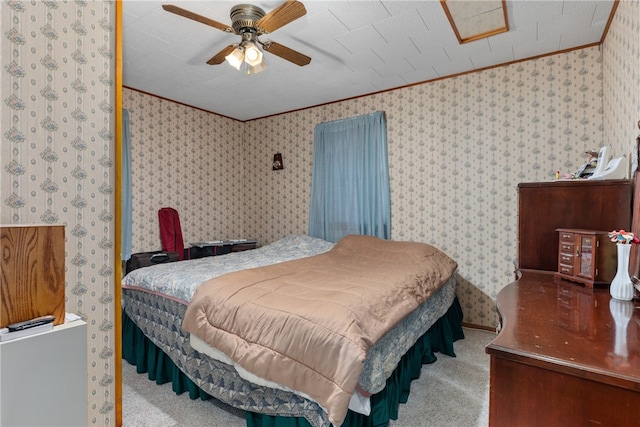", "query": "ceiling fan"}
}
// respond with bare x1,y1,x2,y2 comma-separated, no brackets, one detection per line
162,1,311,73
